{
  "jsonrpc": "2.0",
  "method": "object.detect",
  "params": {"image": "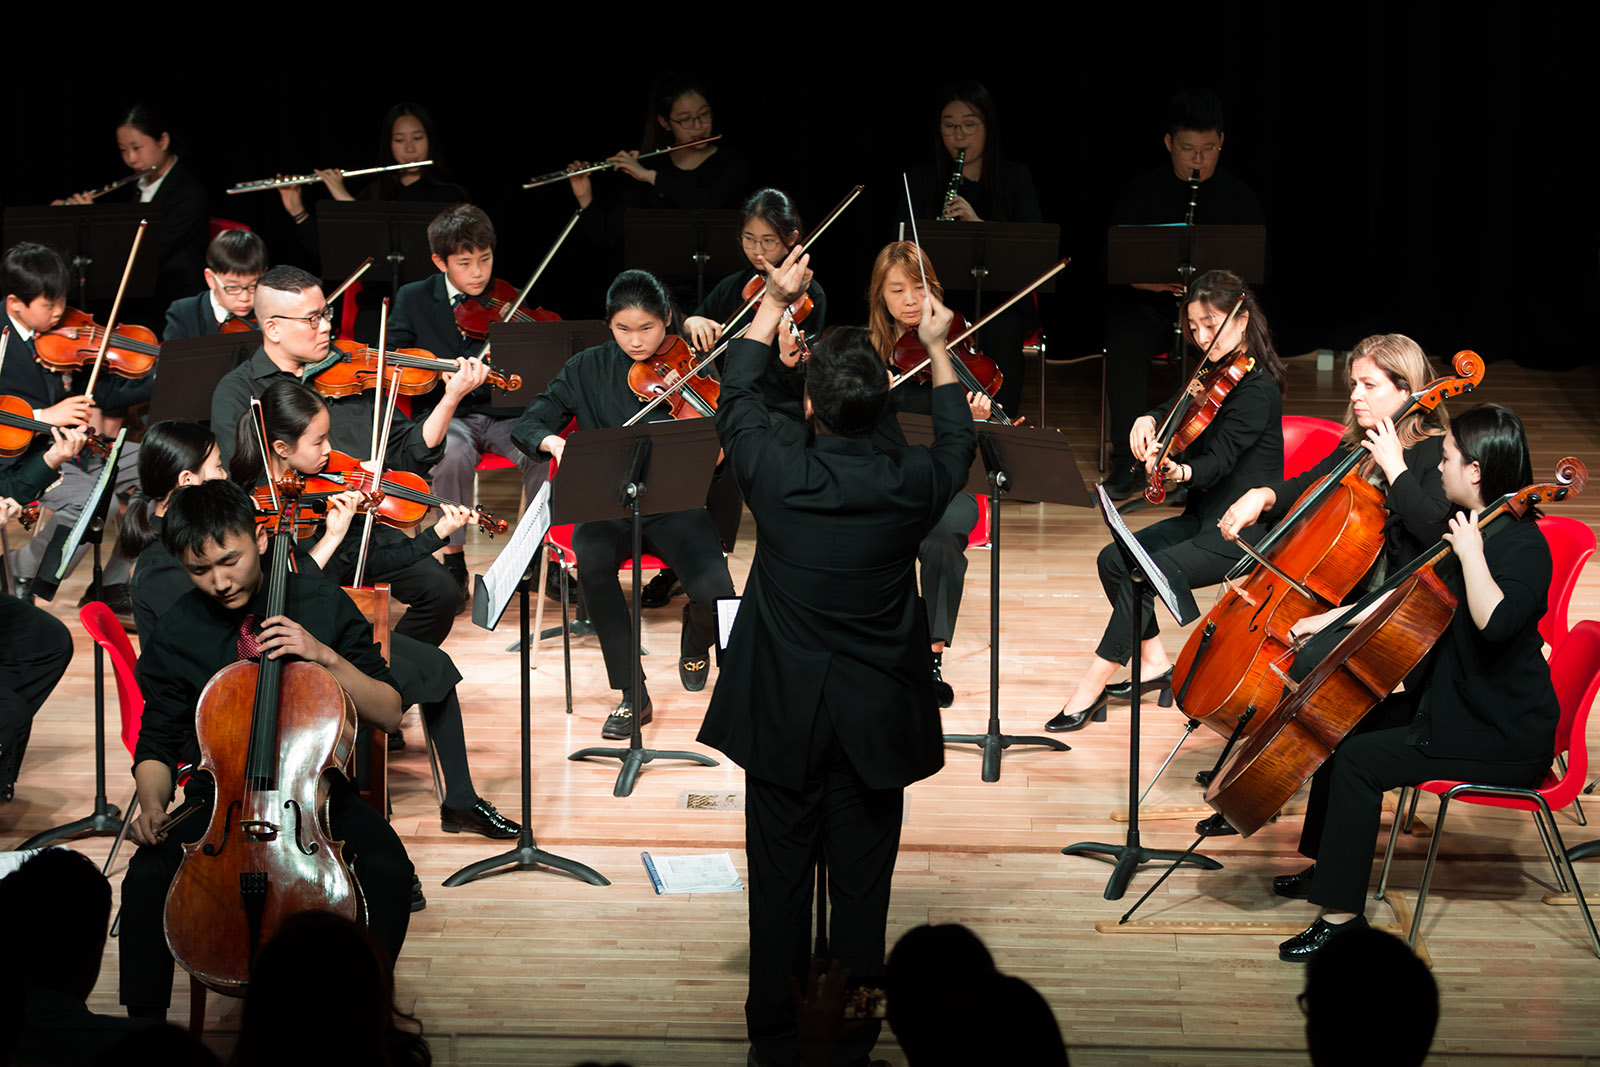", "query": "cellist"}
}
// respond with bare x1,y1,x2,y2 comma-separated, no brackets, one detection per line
1274,405,1559,961
120,480,414,1021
